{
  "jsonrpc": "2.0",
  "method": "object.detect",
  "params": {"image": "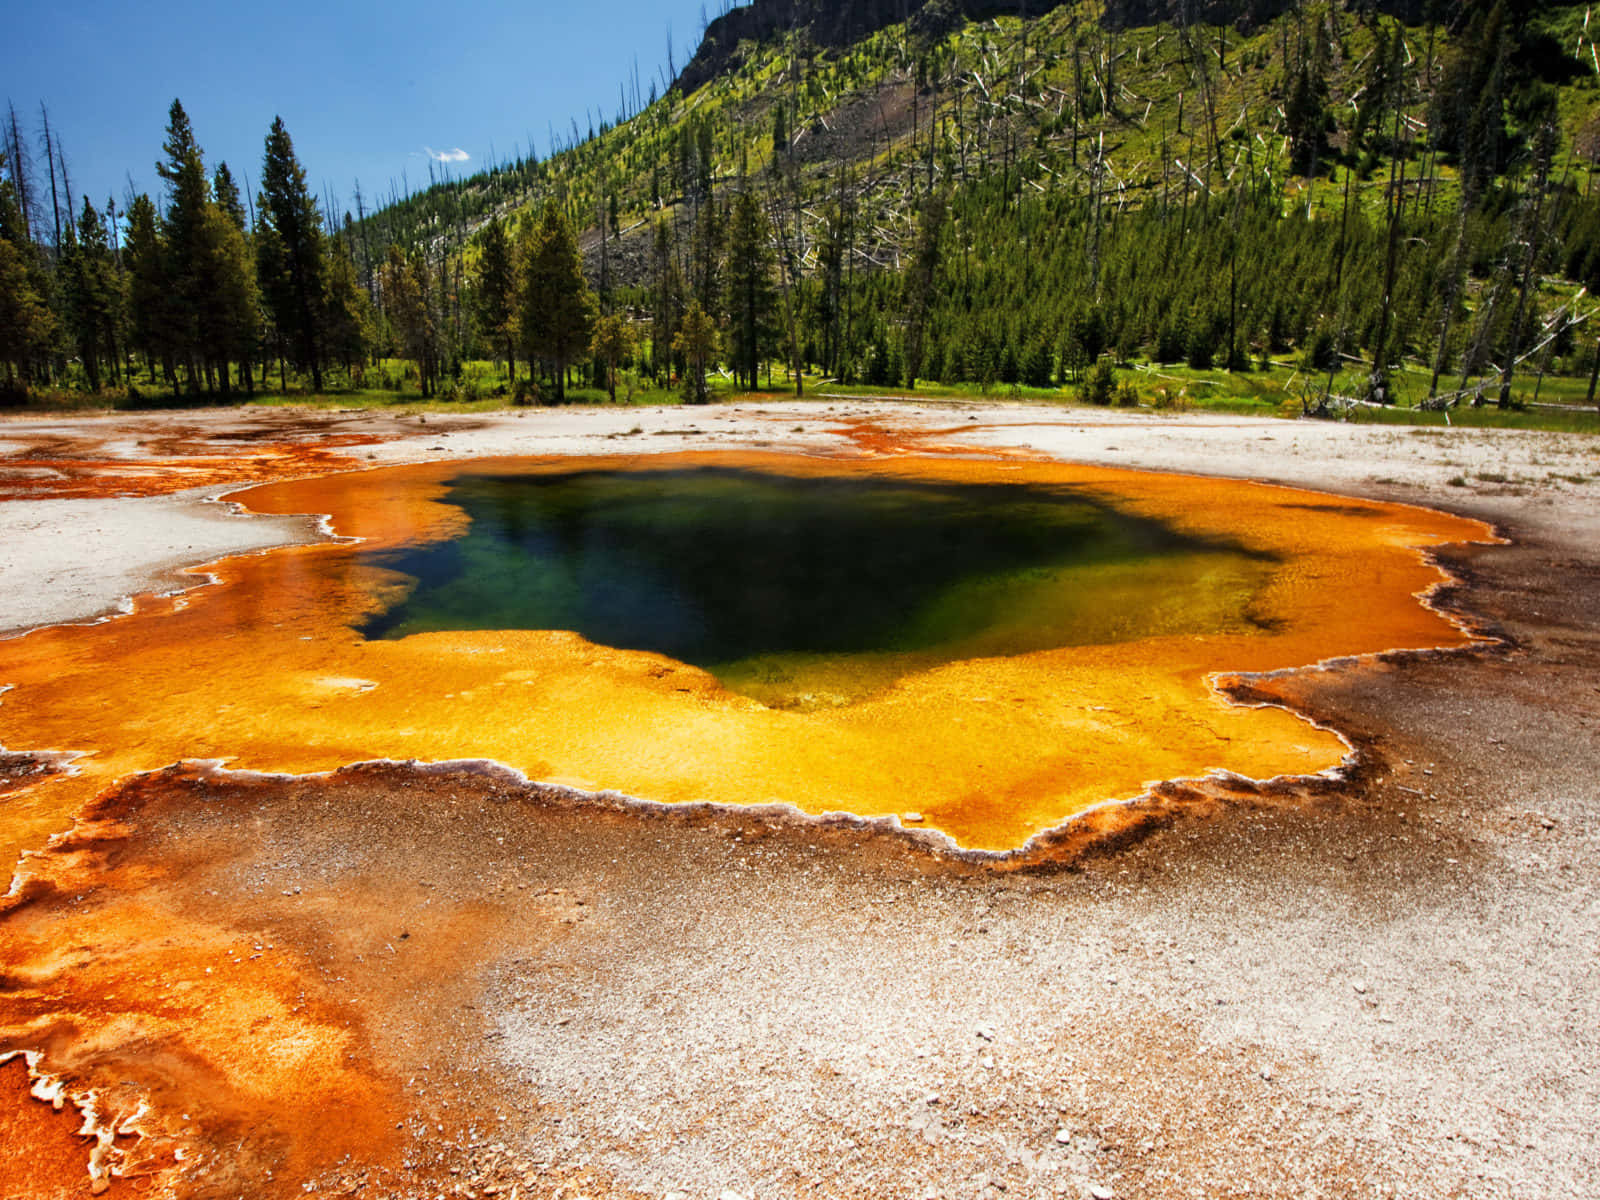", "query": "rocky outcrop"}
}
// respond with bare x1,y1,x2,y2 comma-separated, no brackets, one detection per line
672,0,1433,97
673,0,994,95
